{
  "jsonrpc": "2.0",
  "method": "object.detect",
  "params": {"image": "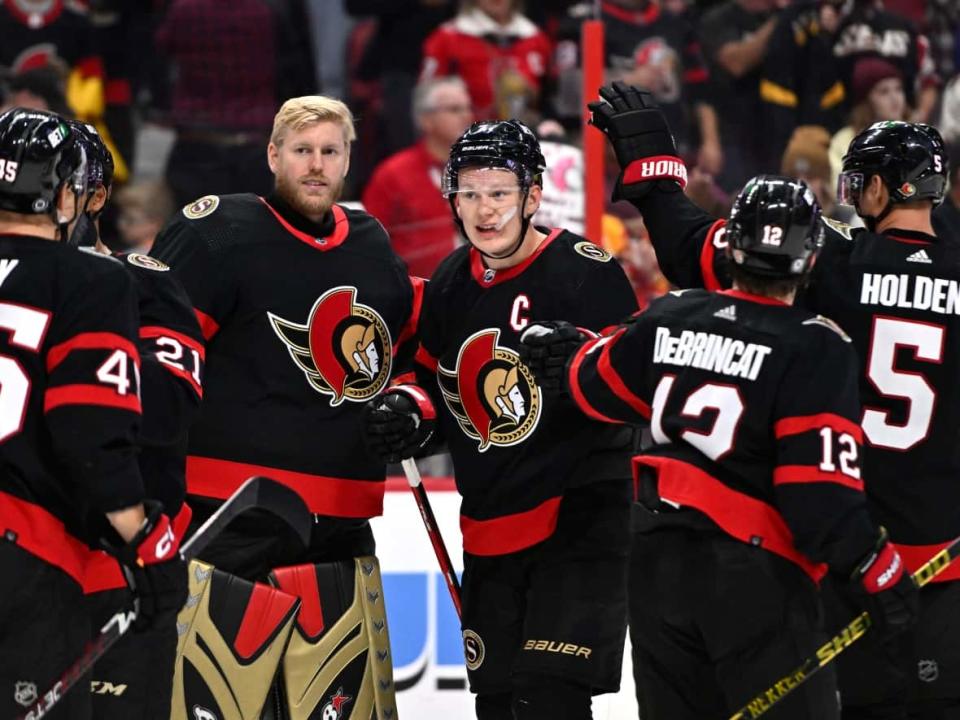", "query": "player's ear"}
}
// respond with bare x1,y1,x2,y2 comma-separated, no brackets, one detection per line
267,142,279,174
525,184,543,216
